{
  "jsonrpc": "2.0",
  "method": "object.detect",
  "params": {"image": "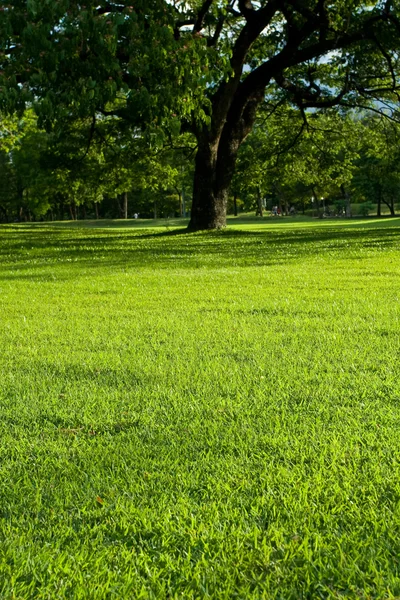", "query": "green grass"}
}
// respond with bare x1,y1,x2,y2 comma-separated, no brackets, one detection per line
1,217,400,599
